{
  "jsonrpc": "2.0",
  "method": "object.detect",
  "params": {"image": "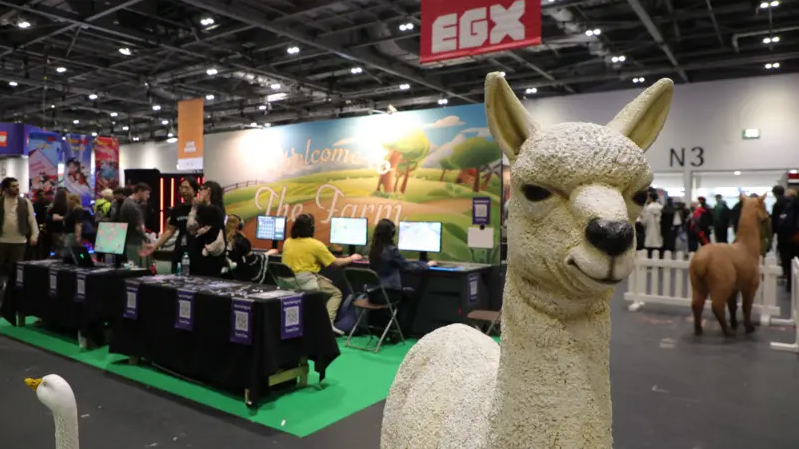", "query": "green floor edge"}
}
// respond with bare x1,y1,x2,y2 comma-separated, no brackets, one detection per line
0,318,414,438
